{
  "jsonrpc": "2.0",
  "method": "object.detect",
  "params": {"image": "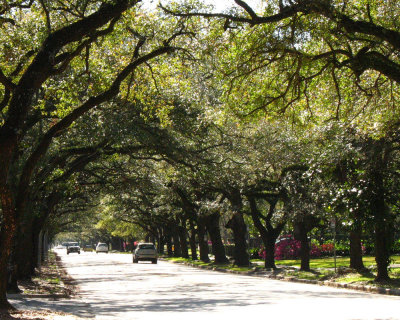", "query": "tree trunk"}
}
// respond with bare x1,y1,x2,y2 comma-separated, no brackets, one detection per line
248,197,285,269
205,212,228,264
349,227,366,271
370,141,393,282
172,227,182,257
6,248,21,294
15,216,37,280
226,211,249,266
197,216,210,263
264,236,277,269
189,221,198,260
295,221,310,271
374,217,392,281
226,190,249,266
166,235,173,257
0,188,17,310
178,222,189,259
157,230,165,255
